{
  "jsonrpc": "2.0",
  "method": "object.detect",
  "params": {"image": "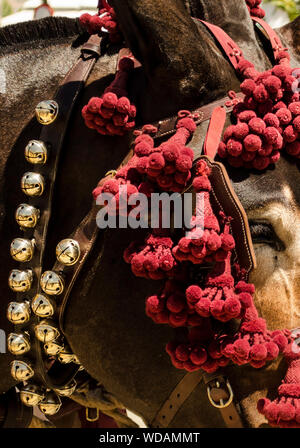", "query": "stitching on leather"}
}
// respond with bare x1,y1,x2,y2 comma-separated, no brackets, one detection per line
207,161,253,273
